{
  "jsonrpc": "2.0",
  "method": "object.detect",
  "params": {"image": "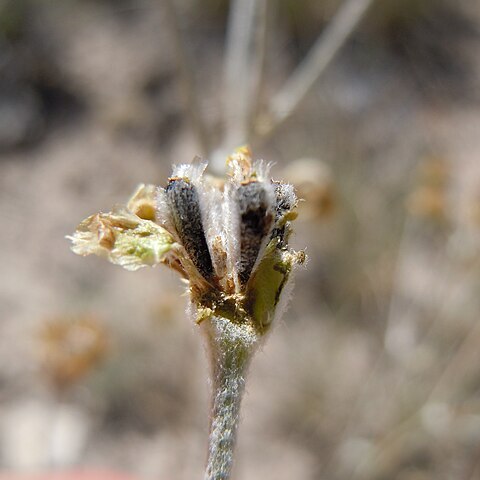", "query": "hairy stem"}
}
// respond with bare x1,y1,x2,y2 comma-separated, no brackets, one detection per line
201,316,259,480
